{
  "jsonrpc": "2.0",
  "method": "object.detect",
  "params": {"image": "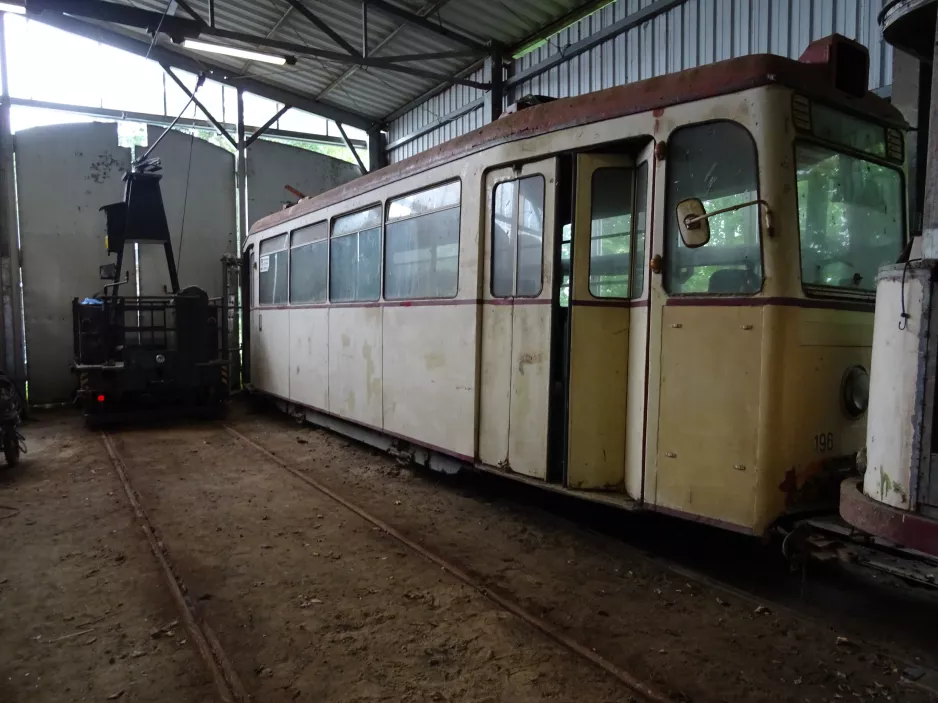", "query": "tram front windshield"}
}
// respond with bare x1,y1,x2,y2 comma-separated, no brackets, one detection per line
795,109,904,294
